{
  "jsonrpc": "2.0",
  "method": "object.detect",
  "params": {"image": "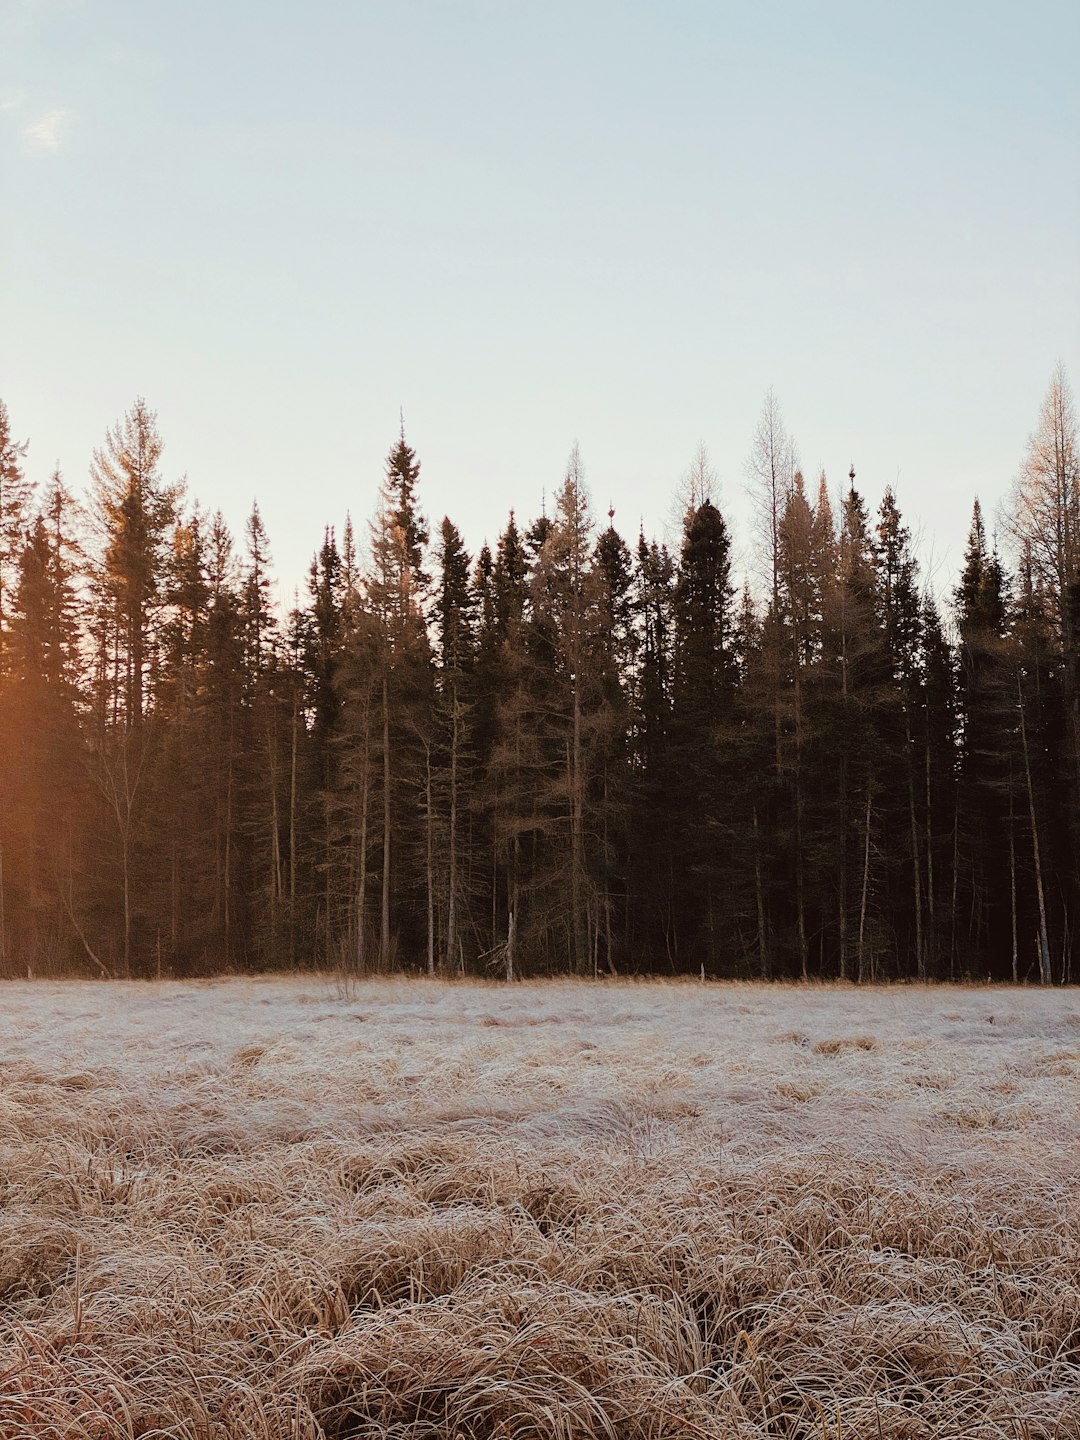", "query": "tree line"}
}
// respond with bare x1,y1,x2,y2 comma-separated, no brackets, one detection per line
0,371,1077,983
